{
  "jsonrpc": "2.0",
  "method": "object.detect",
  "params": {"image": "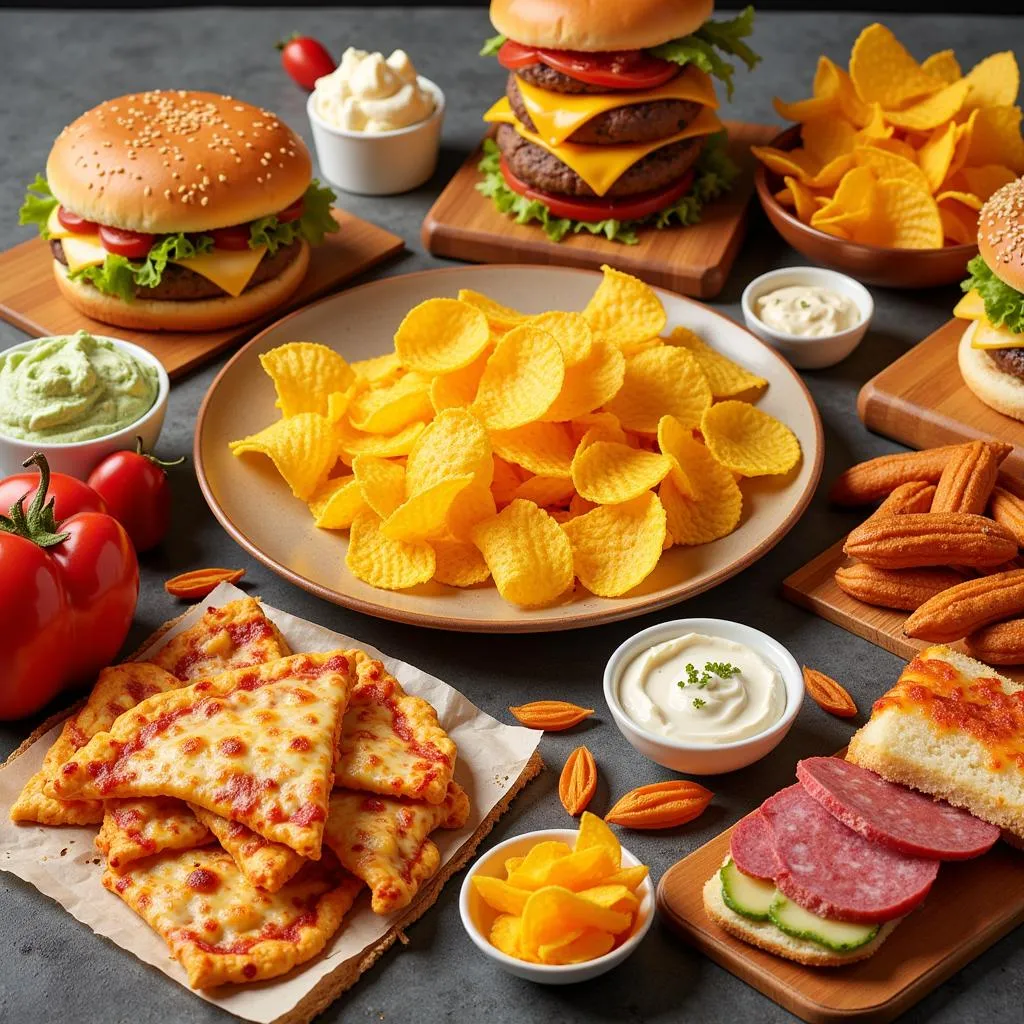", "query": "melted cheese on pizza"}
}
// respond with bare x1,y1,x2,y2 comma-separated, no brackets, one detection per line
97,798,213,870
52,653,355,859
336,653,457,805
103,847,361,988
